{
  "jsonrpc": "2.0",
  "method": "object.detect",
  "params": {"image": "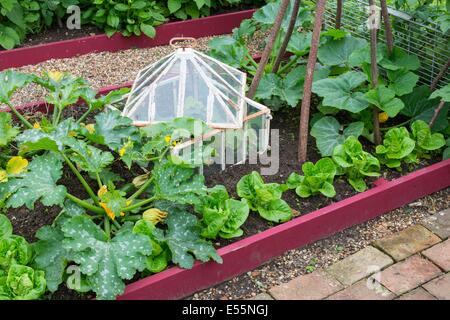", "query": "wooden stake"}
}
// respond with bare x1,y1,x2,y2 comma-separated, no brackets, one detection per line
335,0,343,29
380,0,394,54
272,0,302,73
369,0,382,145
430,57,450,91
429,100,446,128
297,0,327,163
247,0,291,99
